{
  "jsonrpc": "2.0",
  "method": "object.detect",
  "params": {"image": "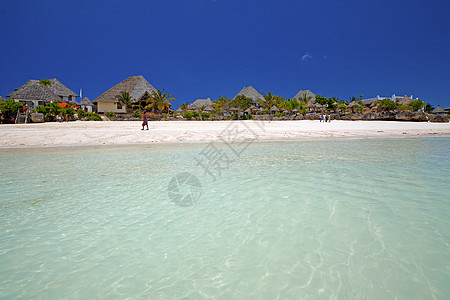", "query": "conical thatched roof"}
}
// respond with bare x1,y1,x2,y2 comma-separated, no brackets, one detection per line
432,106,446,113
7,80,62,102
203,105,214,112
189,97,214,109
80,97,93,106
306,102,316,109
348,101,359,107
233,86,264,105
94,75,156,103
362,99,376,106
48,78,78,98
293,89,316,103
270,105,280,112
